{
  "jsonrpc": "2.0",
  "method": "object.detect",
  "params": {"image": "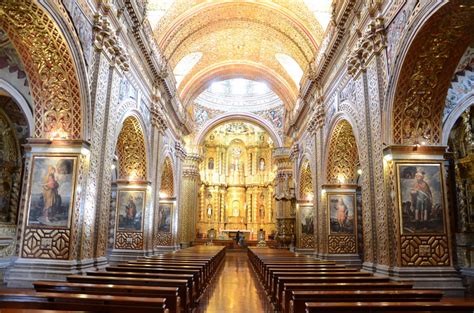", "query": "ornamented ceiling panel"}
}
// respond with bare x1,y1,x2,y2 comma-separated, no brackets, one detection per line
147,0,327,110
